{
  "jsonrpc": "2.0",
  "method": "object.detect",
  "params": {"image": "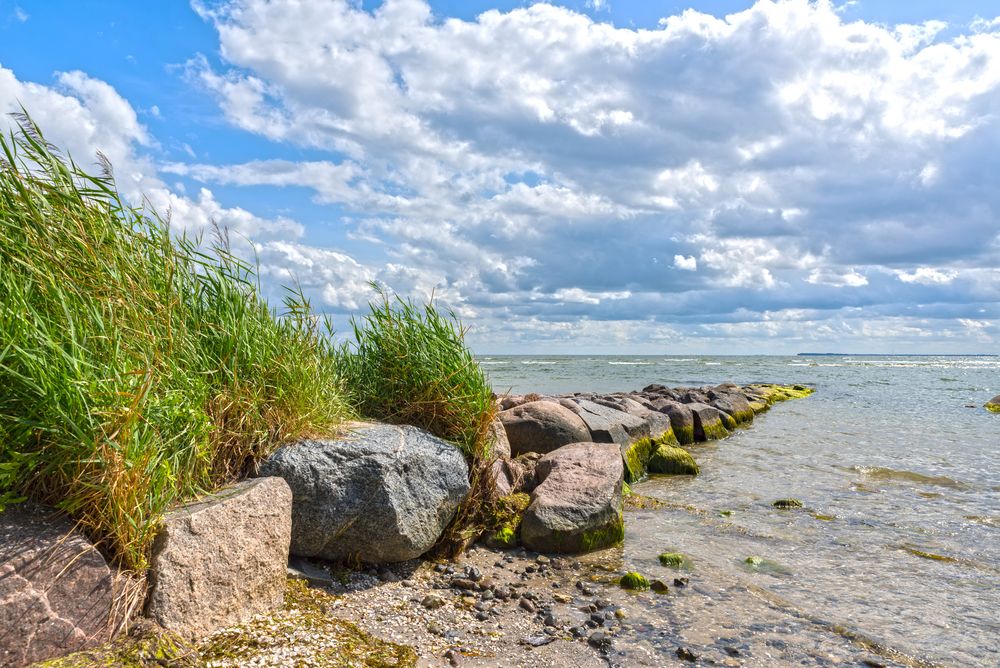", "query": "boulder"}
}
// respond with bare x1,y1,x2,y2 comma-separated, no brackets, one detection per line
986,395,1000,413
490,453,541,496
0,504,124,667
659,401,696,445
686,402,730,441
680,390,710,405
648,445,700,475
520,443,624,554
708,390,755,425
564,399,650,446
487,418,511,459
261,423,470,563
499,401,592,456
145,477,292,640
